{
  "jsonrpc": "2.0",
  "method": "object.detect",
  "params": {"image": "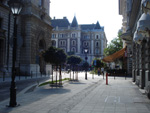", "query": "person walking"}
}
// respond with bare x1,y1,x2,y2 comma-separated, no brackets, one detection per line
101,67,104,79
98,68,100,76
